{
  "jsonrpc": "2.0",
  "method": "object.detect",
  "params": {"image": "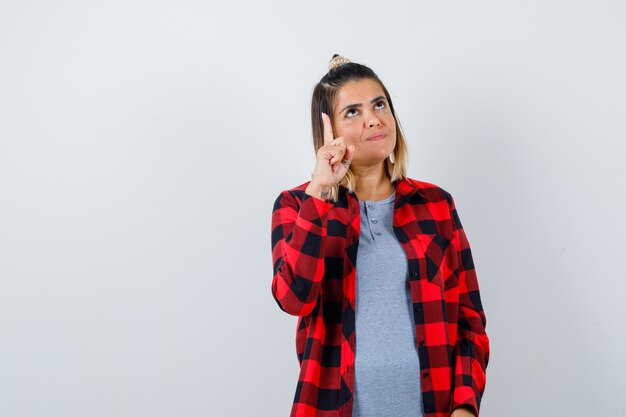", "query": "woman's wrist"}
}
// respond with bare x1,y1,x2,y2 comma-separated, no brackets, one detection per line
305,183,332,201
451,405,477,417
